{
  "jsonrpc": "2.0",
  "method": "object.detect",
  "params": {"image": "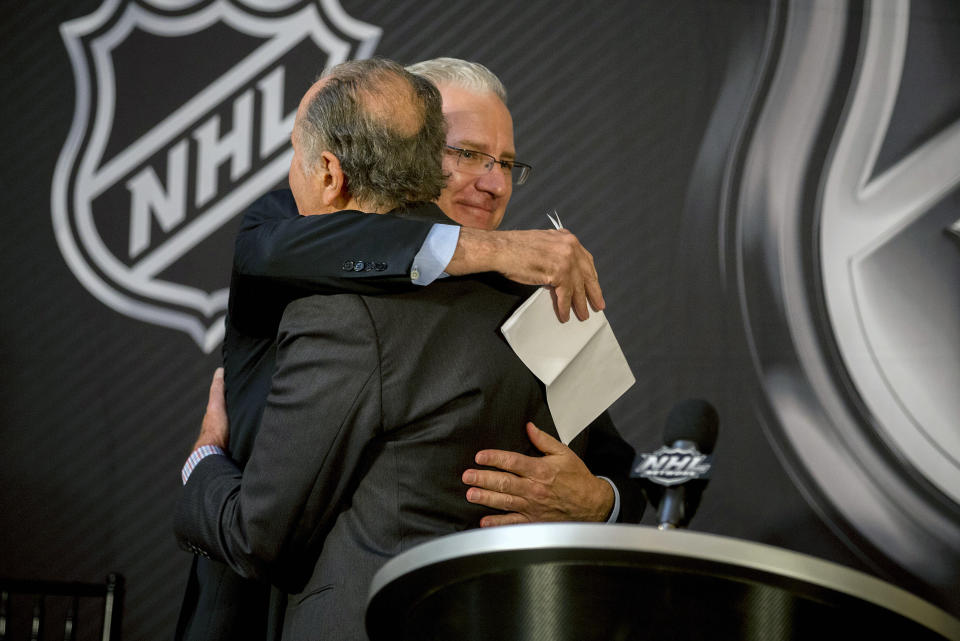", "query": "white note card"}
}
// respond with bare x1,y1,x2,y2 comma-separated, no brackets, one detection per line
501,287,635,444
